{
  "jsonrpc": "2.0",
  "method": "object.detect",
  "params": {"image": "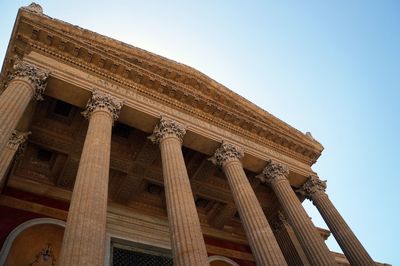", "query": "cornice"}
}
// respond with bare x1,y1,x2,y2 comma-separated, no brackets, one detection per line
0,6,324,166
